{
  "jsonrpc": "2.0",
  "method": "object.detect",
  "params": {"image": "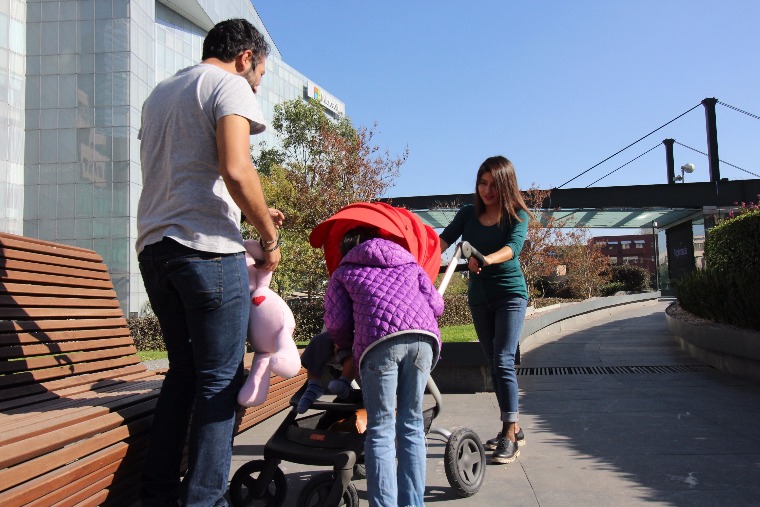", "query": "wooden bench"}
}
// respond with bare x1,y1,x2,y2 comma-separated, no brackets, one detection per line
0,232,306,506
